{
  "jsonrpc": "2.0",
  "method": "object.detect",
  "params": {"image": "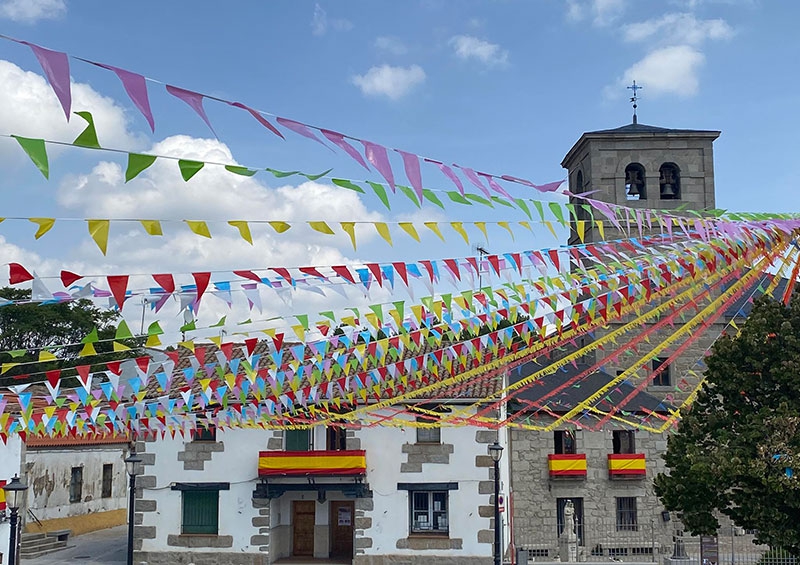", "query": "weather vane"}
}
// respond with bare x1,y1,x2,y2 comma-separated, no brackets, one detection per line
627,80,642,124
